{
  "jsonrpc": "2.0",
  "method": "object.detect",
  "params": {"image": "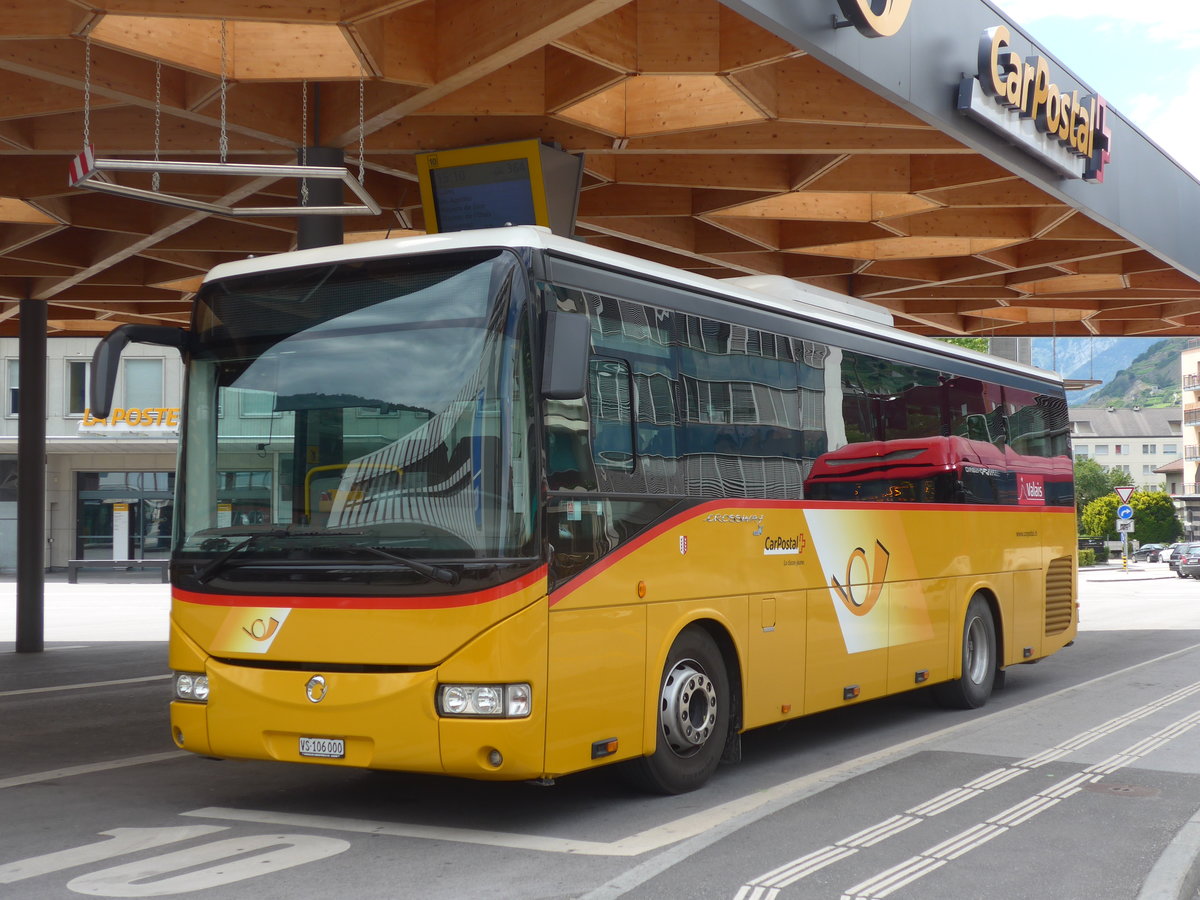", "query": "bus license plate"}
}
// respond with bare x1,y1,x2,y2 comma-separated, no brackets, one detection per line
299,737,345,759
